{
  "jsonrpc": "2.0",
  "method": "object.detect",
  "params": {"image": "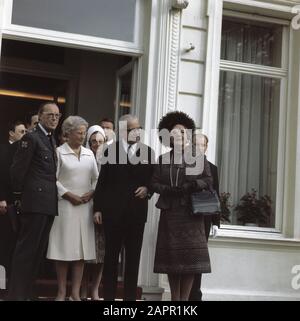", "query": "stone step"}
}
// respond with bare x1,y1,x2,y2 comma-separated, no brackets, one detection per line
0,279,142,301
